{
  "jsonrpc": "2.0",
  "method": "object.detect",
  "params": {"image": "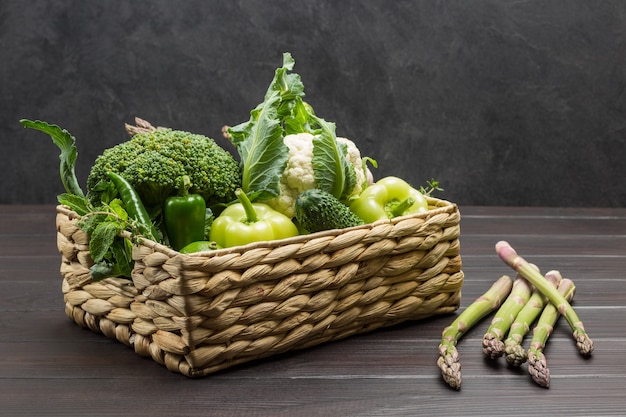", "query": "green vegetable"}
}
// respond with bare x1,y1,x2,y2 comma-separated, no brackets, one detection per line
227,52,371,217
349,176,428,223
482,276,533,359
294,188,365,233
495,240,594,356
527,278,576,388
84,201,134,281
163,176,207,251
419,178,444,197
180,240,221,254
87,127,241,210
107,172,159,241
21,118,139,281
263,131,370,218
437,275,514,390
310,114,358,203
20,119,85,197
59,195,136,281
226,58,292,202
209,189,299,248
504,270,562,367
